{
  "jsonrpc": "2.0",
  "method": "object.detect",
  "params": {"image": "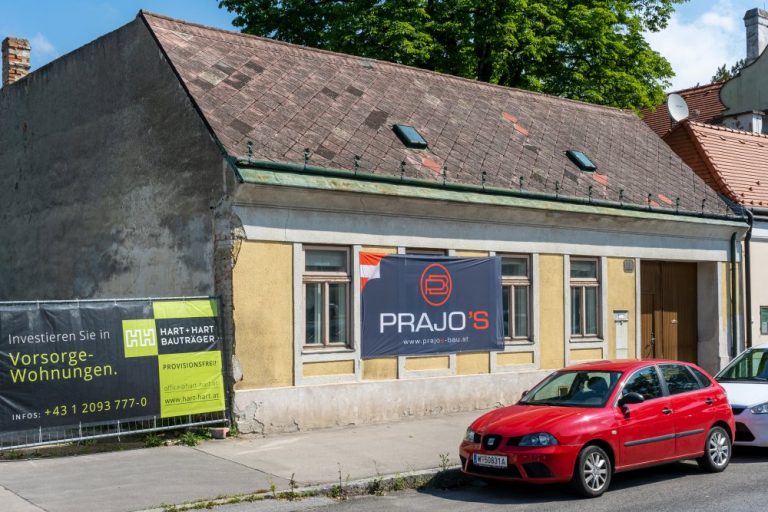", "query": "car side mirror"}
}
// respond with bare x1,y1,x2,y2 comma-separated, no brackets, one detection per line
521,389,529,398
618,392,644,416
619,392,645,406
